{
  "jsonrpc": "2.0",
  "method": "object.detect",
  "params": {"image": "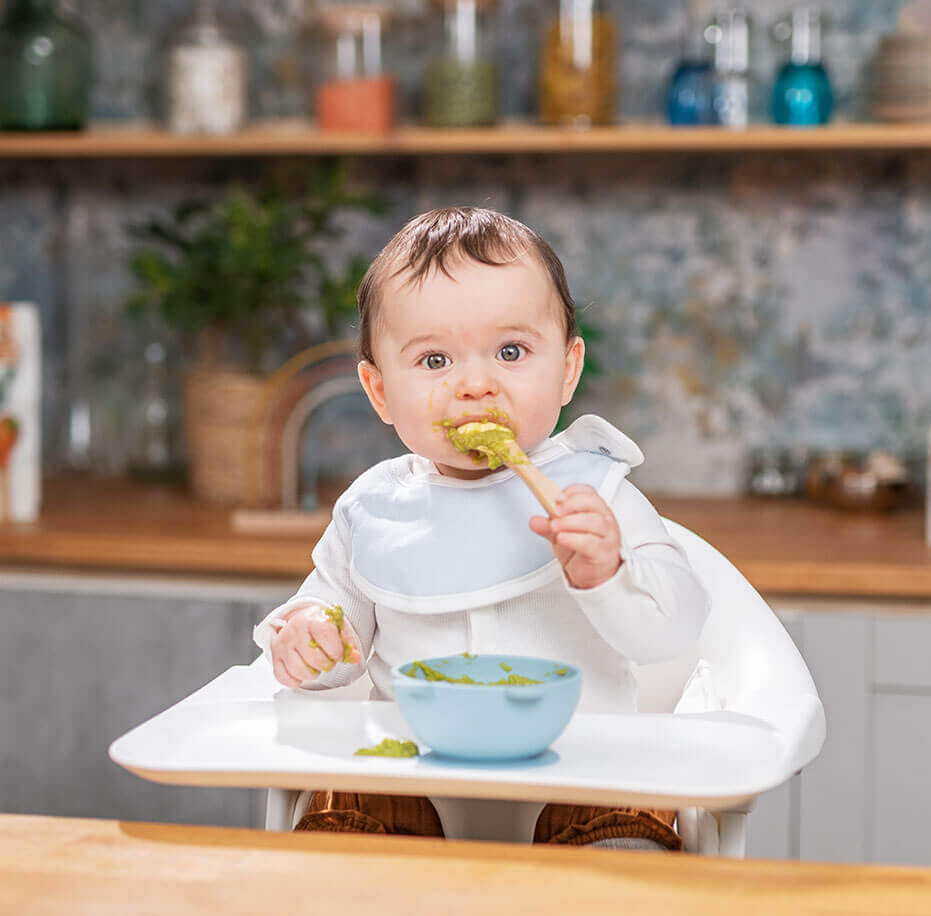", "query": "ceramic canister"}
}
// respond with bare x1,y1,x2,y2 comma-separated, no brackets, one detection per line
0,302,41,522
